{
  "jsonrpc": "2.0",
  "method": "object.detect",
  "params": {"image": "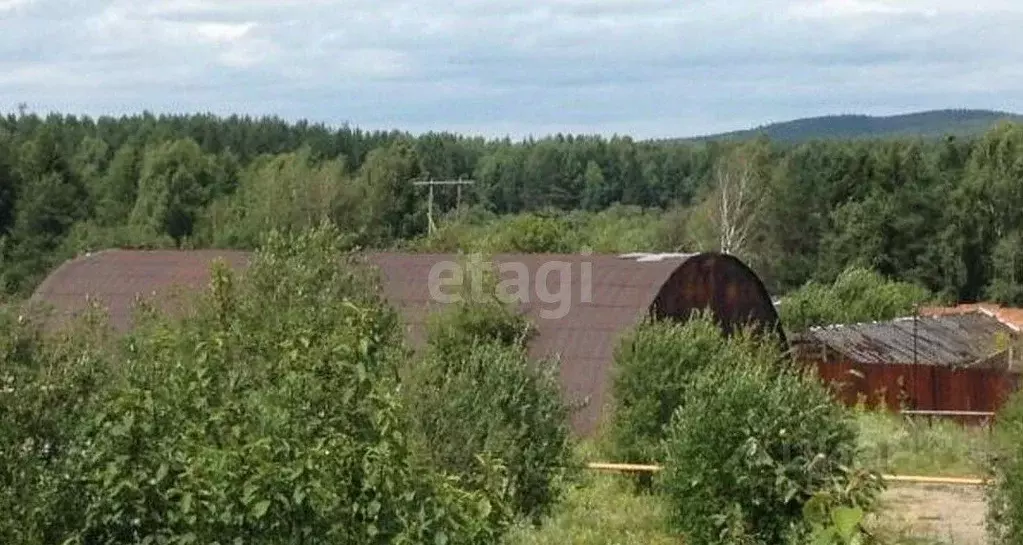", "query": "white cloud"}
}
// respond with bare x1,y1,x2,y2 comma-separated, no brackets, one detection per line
0,0,33,12
192,22,255,43
784,0,933,20
1,0,1022,138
